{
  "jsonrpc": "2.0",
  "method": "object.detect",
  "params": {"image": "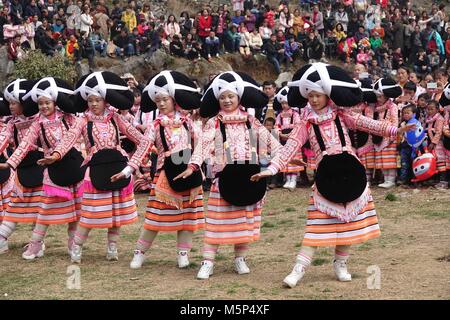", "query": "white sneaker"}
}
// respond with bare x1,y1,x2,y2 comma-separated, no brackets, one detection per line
106,242,119,261
22,241,45,260
234,257,250,274
333,259,352,282
130,250,145,269
177,250,190,268
283,180,291,188
288,180,297,190
378,181,395,189
283,263,306,288
0,237,8,254
71,244,82,264
197,260,214,280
